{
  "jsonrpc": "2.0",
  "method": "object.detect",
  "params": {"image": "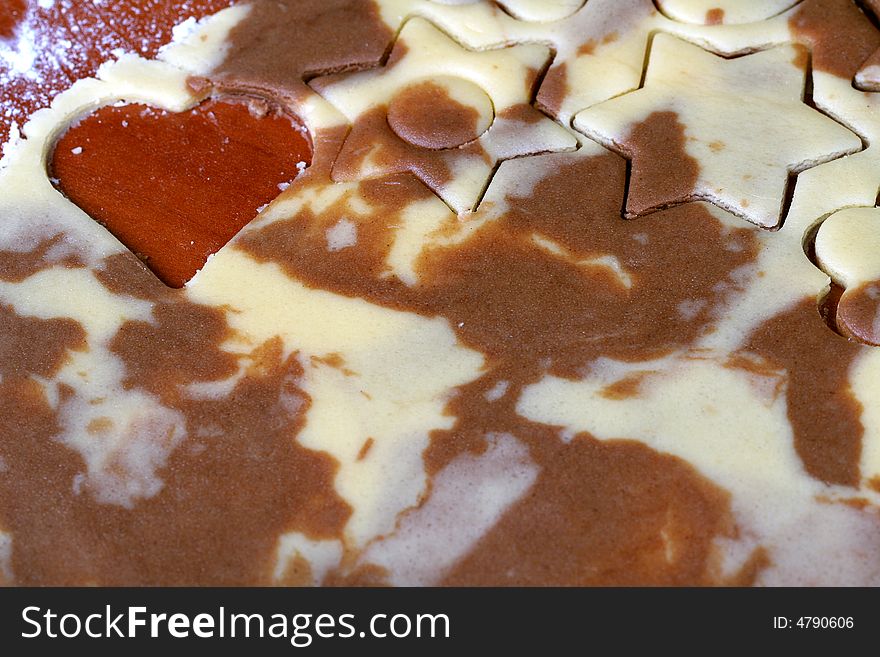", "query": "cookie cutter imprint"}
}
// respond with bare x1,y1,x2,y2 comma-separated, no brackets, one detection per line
310,16,578,214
